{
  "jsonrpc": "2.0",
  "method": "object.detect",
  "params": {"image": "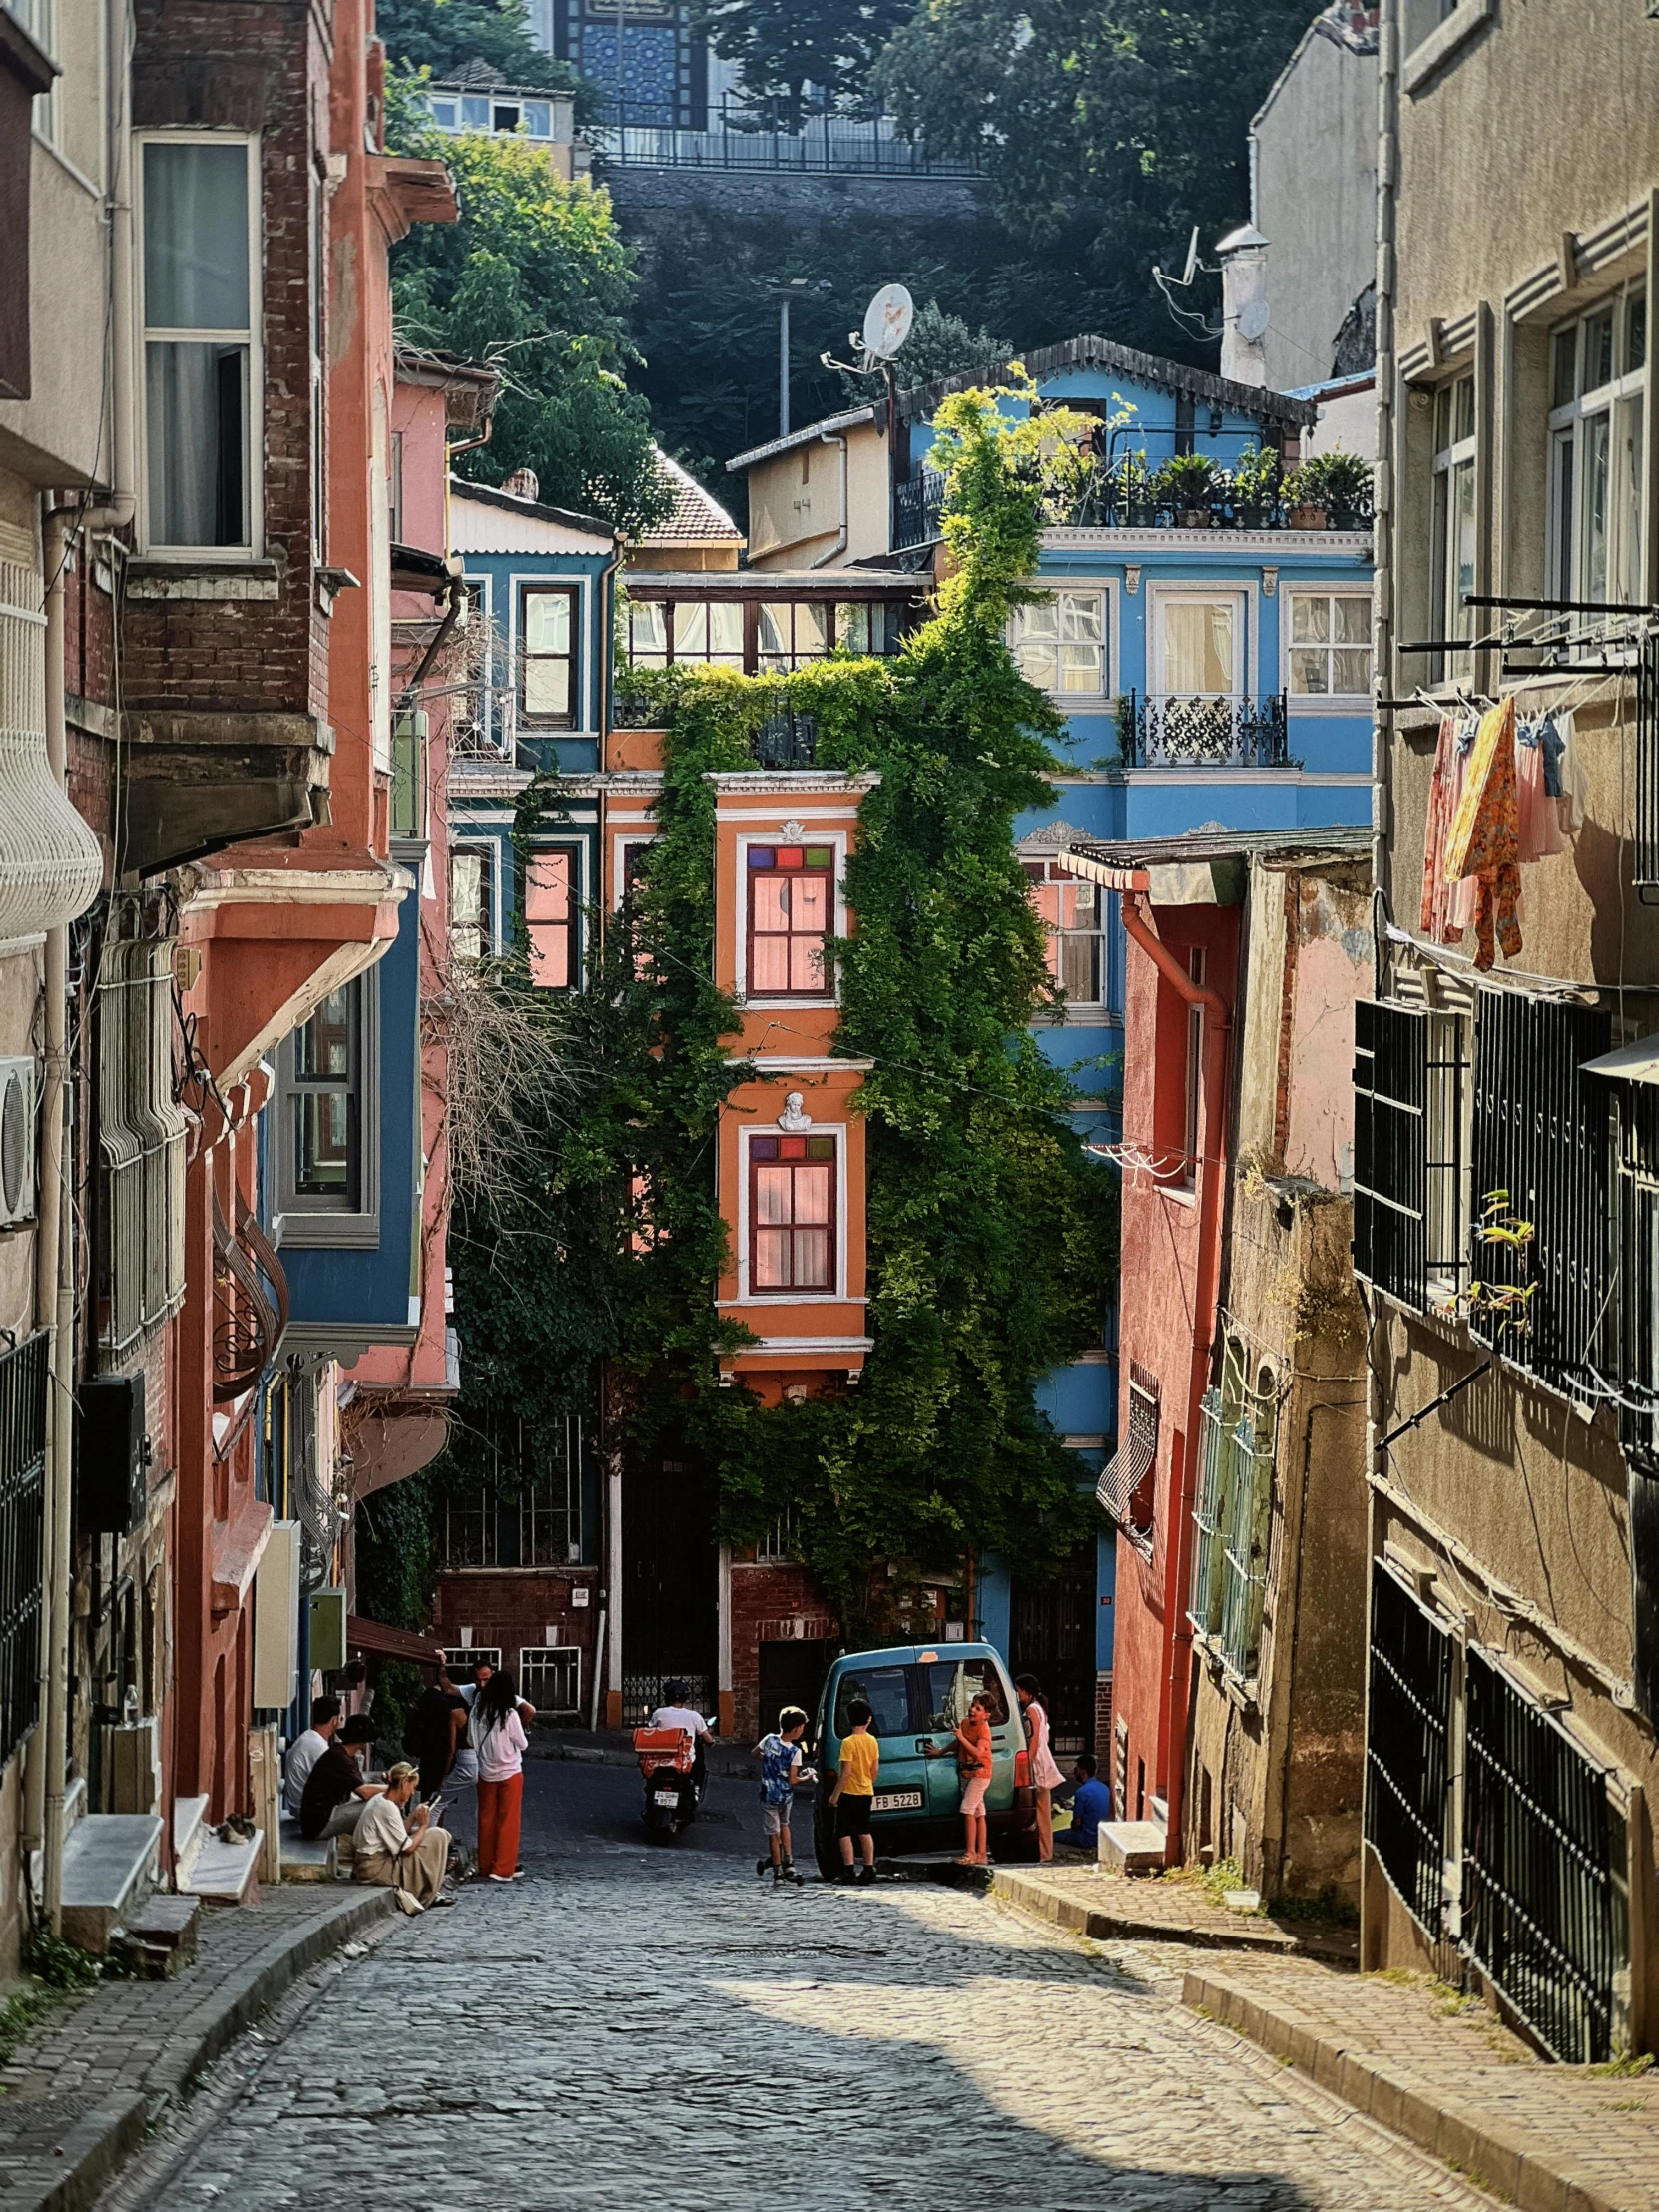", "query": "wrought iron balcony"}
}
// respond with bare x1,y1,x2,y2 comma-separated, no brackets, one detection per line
753,709,819,768
1121,690,1292,770
893,468,948,551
